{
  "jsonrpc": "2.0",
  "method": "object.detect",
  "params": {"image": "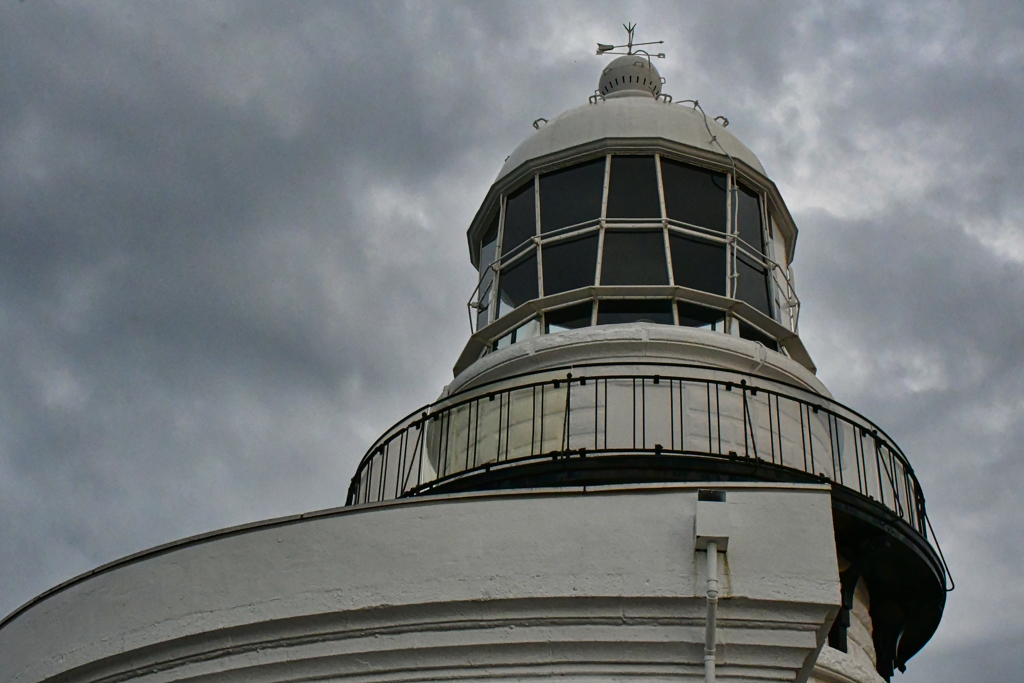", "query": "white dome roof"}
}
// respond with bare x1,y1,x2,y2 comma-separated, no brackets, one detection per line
496,94,765,182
